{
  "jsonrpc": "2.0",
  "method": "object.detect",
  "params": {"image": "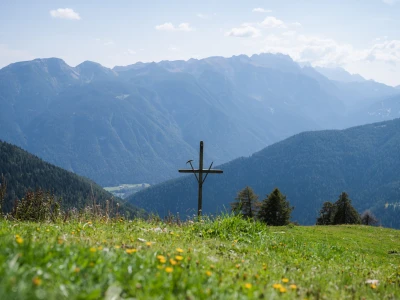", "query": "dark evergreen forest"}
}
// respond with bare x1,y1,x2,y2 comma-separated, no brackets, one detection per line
0,140,137,215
